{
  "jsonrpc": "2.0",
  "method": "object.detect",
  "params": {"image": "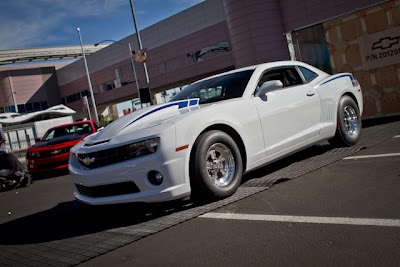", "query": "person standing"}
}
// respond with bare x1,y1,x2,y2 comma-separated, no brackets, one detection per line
0,128,6,155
